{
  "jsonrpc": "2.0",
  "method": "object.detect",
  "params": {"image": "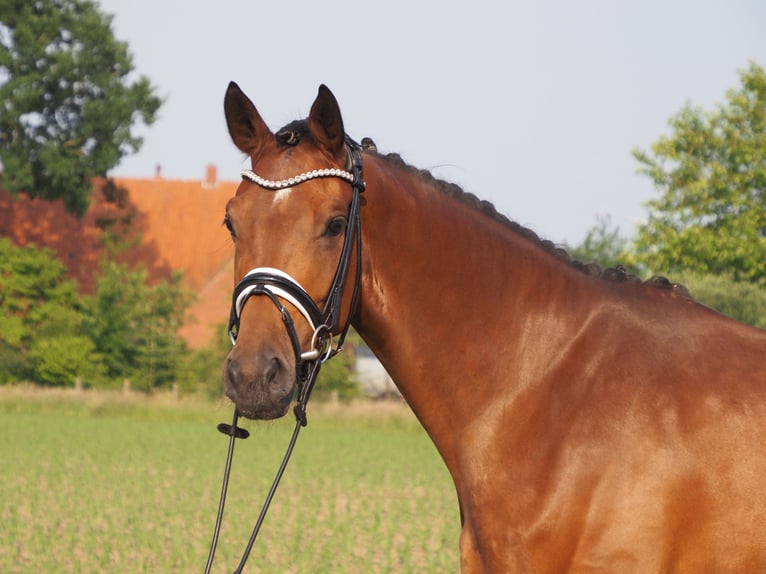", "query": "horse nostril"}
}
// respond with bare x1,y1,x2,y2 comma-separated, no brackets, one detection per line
264,357,281,385
225,357,241,386
225,351,285,389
